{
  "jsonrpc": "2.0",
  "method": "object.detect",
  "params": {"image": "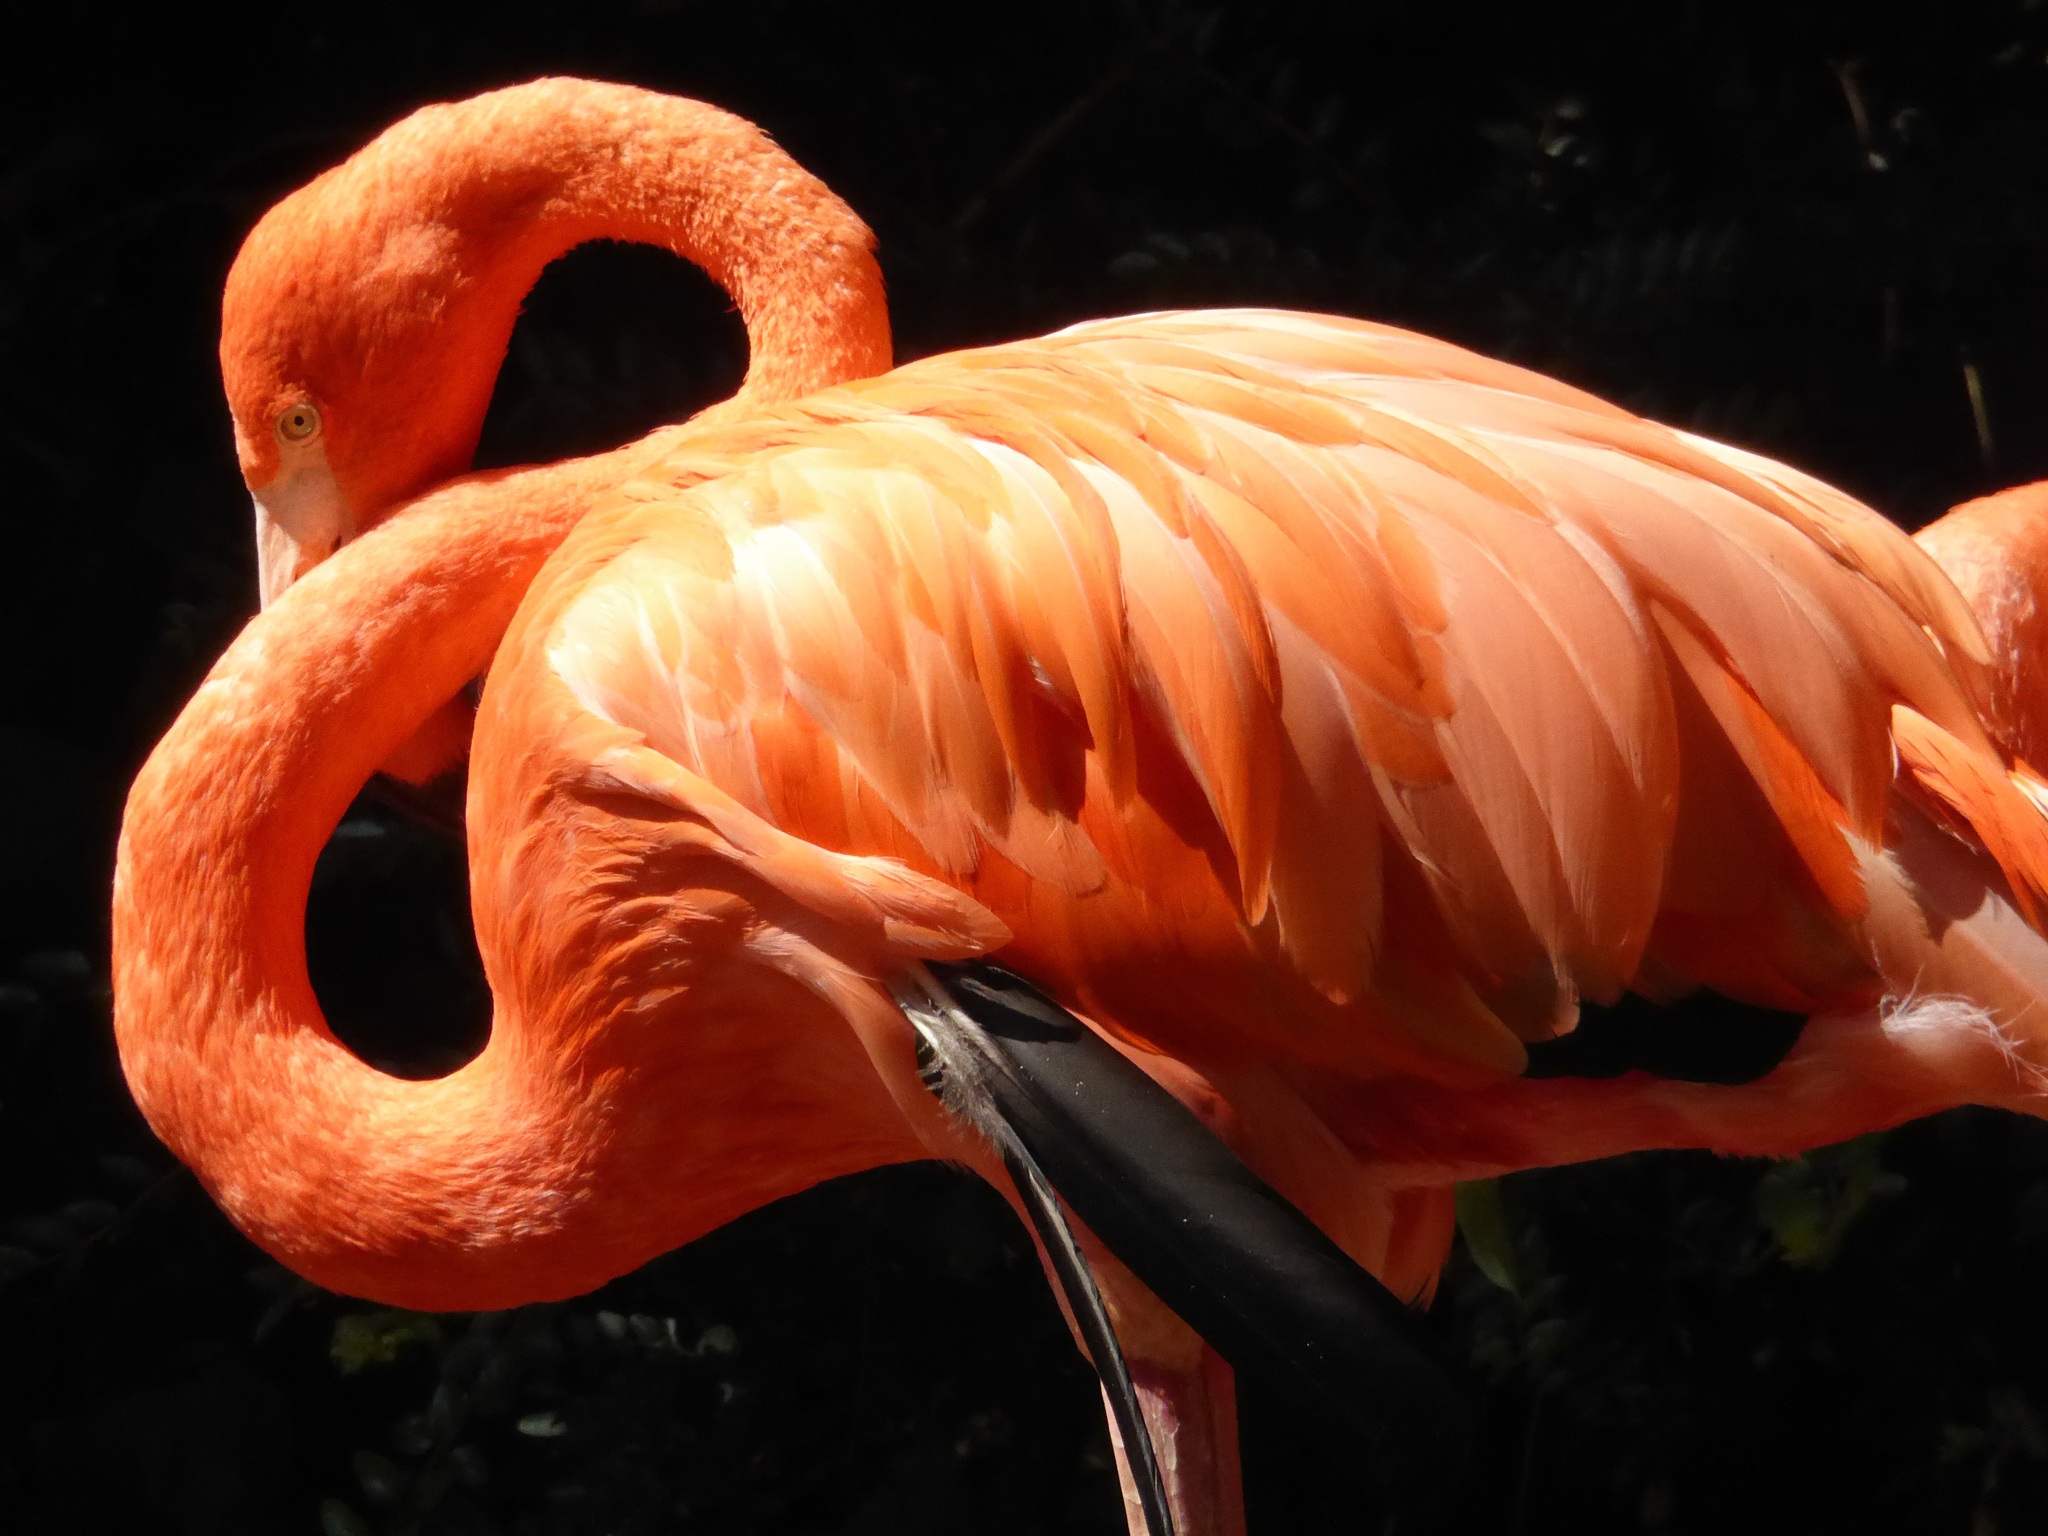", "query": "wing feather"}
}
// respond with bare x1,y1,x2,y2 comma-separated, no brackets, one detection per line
1893,705,2048,928
537,309,1991,1082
